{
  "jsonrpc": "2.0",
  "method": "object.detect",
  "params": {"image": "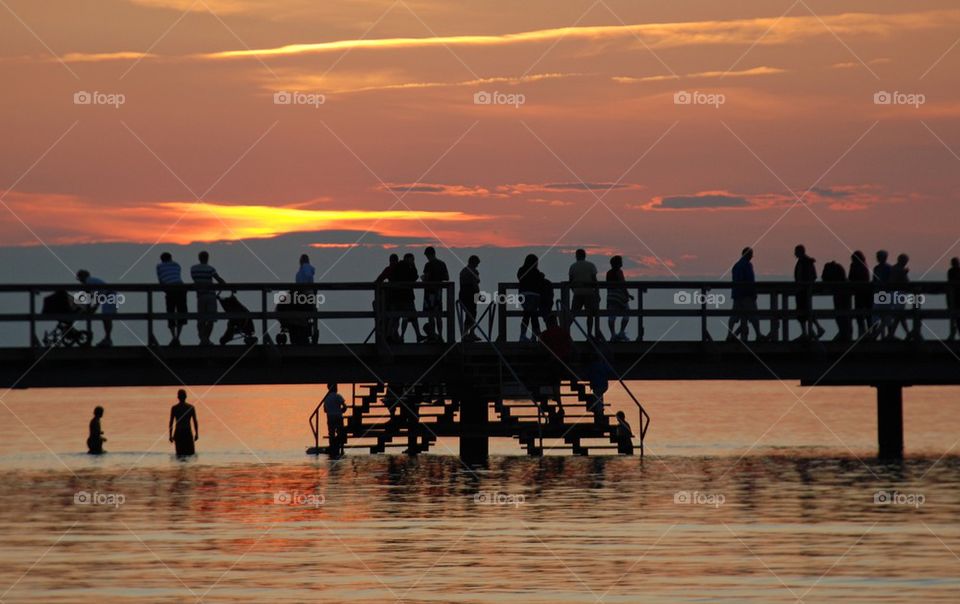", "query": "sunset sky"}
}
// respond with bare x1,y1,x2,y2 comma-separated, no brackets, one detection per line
2,0,960,280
